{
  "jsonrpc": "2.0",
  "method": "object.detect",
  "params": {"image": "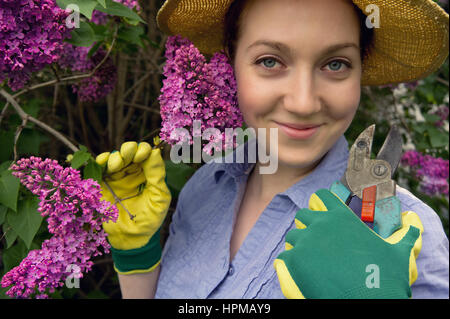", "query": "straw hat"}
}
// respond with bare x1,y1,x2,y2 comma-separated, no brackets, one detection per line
156,0,449,86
